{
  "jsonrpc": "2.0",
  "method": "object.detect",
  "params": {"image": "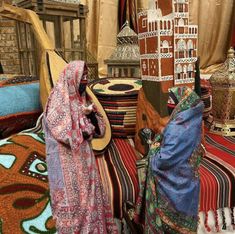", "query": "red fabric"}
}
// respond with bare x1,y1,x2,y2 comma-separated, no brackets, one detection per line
118,0,137,32
205,131,235,152
129,0,138,32
0,111,41,139
199,132,235,212
231,25,235,47
119,0,127,29
199,166,218,211
205,132,235,167
114,138,139,199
